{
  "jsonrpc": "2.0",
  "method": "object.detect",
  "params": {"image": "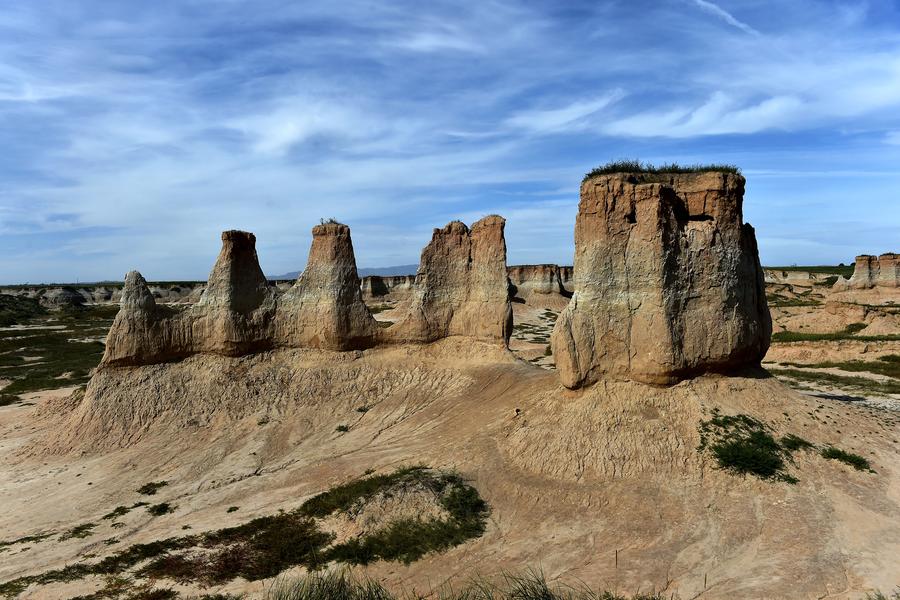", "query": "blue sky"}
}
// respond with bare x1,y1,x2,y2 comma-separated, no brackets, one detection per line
1,0,899,284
